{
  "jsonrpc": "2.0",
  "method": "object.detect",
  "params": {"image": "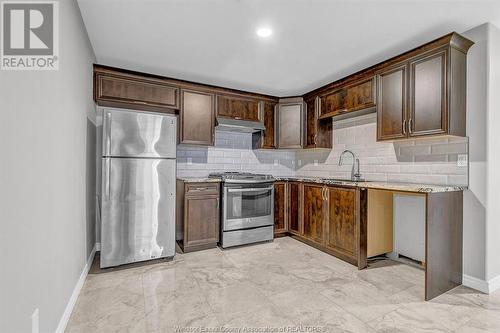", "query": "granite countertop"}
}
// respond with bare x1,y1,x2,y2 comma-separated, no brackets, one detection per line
274,176,467,193
177,177,222,183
